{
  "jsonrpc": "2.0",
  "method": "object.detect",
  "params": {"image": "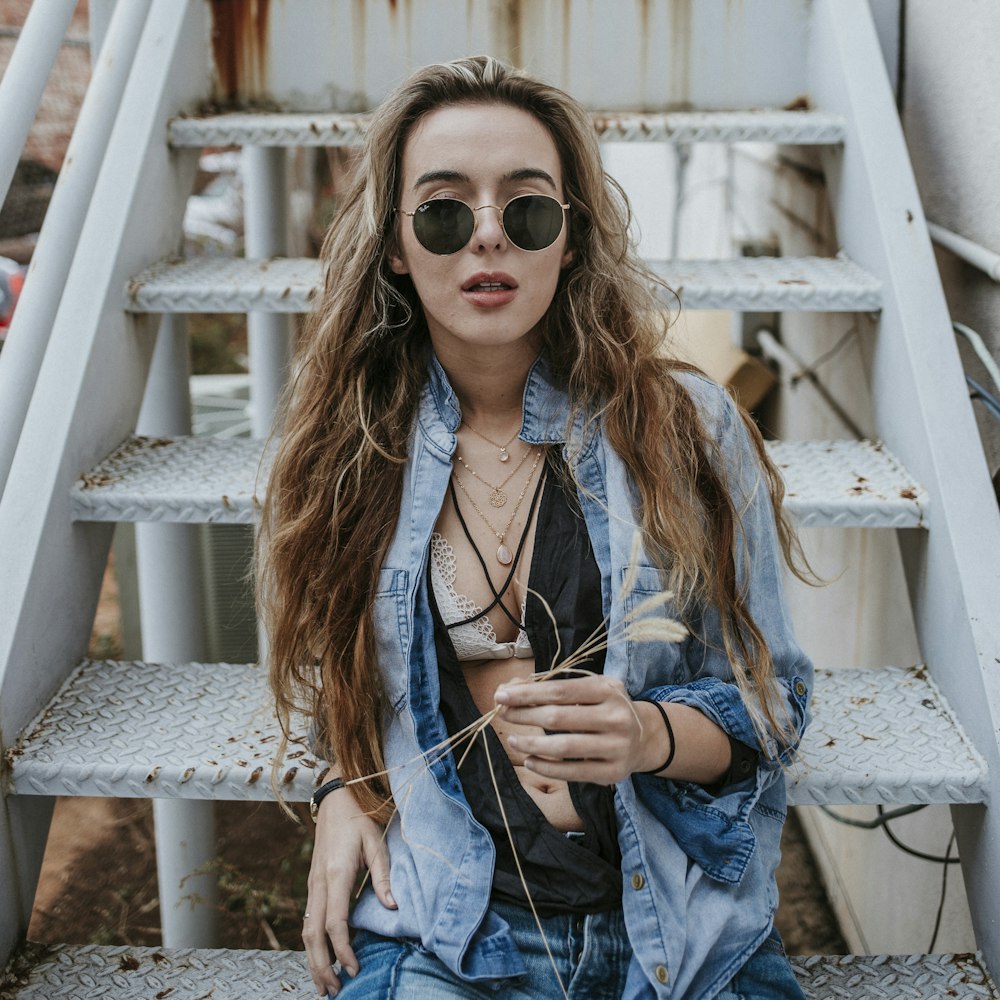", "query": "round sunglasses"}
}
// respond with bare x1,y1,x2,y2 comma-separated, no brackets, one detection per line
396,194,570,255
